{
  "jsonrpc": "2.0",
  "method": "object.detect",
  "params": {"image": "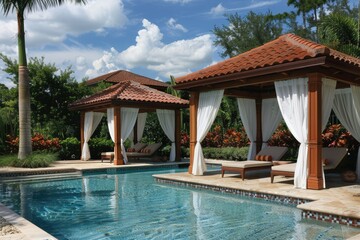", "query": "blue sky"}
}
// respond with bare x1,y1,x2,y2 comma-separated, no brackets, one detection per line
0,0,358,88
